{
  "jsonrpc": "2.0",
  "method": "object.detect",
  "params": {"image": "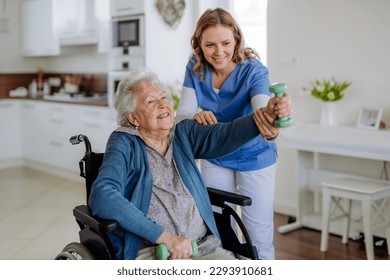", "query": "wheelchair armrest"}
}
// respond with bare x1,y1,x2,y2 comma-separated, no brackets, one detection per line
207,187,252,207
73,205,118,232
